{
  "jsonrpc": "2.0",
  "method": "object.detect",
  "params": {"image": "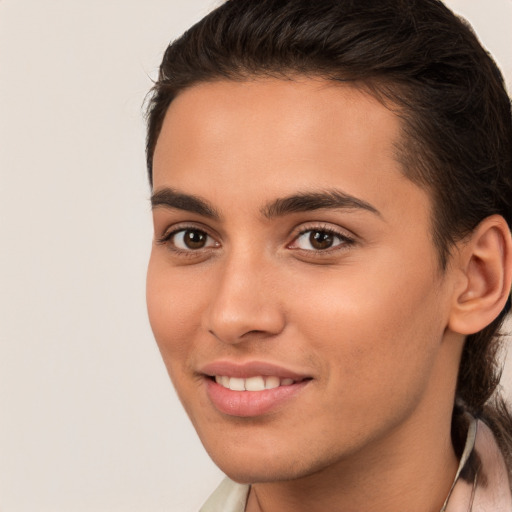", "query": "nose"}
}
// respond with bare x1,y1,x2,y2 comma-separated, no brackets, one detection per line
203,252,286,345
